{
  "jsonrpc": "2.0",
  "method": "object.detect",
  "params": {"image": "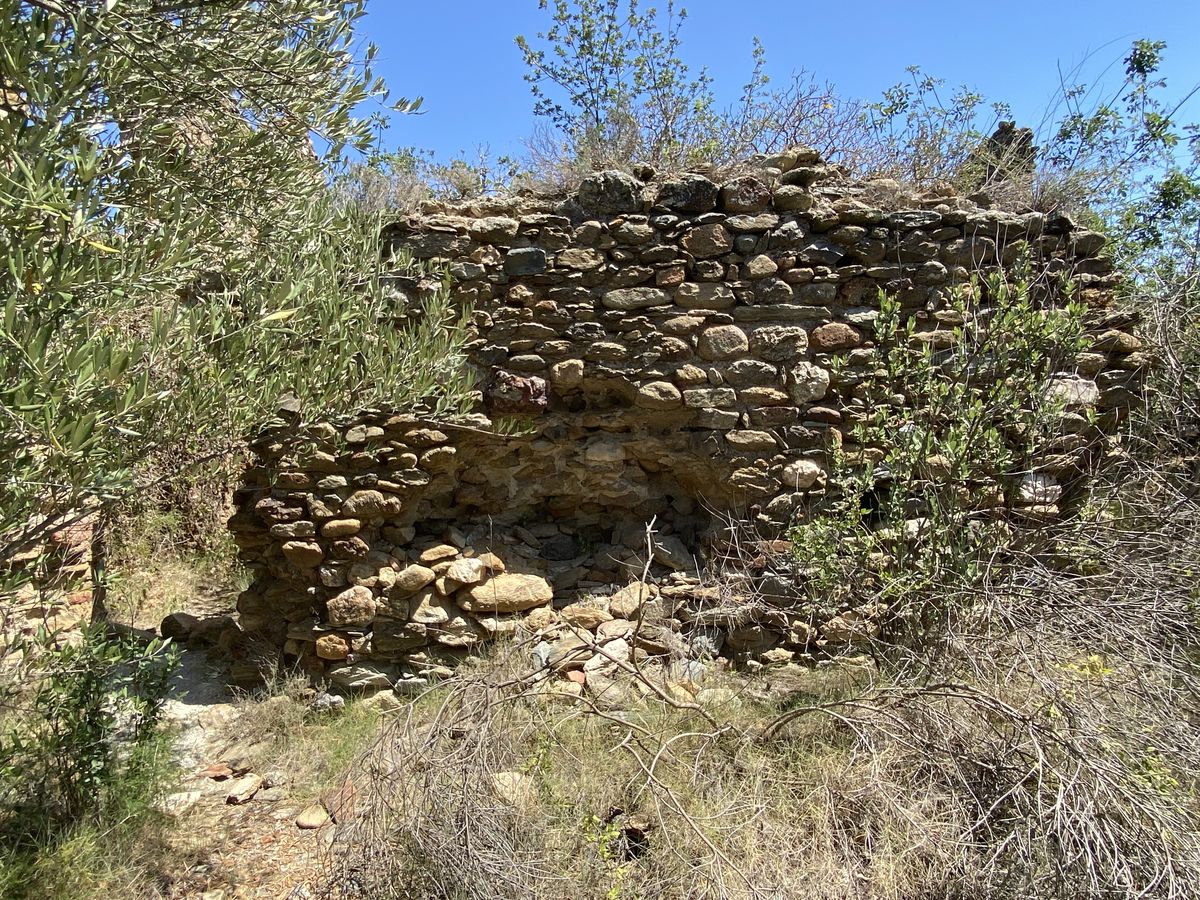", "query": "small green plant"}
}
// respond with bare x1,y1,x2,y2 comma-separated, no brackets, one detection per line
581,813,633,899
